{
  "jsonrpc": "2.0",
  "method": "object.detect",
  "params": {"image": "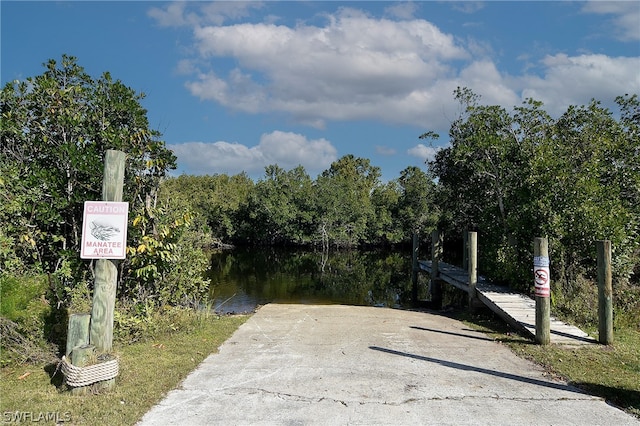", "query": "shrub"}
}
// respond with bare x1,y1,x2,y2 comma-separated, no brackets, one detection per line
113,301,213,344
0,274,48,321
0,274,57,366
